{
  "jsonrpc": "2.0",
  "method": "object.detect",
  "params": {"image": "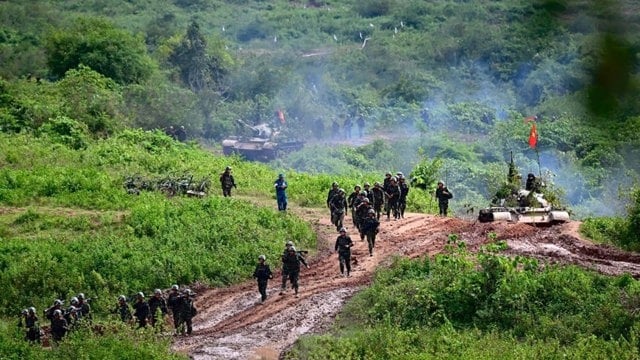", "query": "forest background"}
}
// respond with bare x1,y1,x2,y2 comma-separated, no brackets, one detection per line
1,0,640,358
